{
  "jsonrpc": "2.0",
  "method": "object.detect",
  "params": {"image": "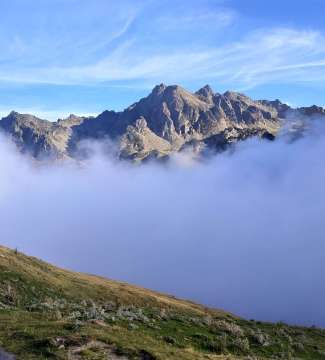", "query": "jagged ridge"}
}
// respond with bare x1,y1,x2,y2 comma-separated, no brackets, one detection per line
0,85,324,161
